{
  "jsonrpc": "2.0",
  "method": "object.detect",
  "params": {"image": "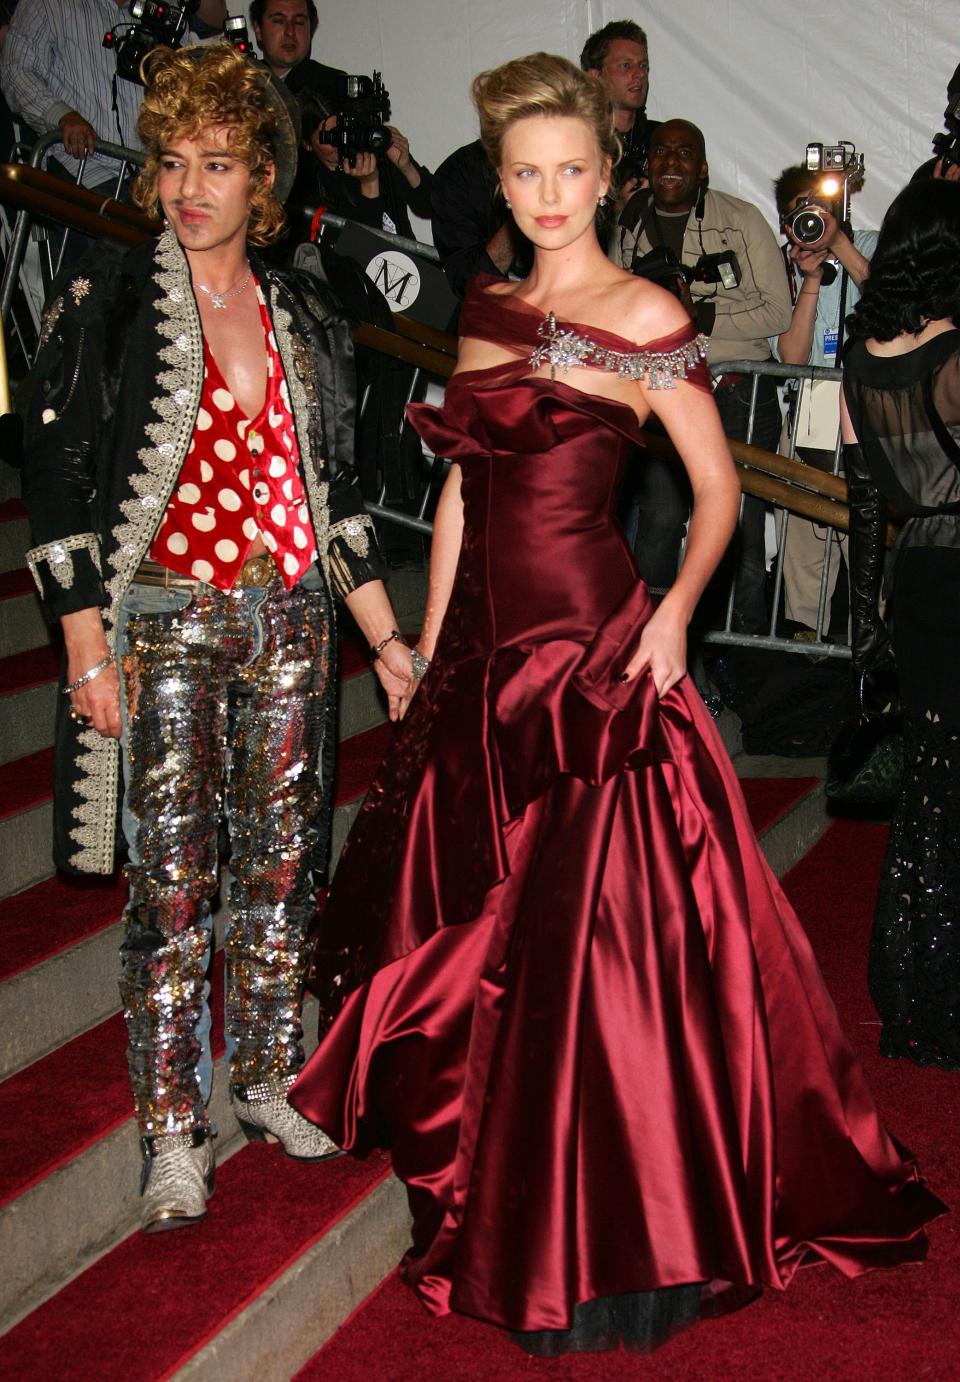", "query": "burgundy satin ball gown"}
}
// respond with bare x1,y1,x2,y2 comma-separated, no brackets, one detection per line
291,277,944,1349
